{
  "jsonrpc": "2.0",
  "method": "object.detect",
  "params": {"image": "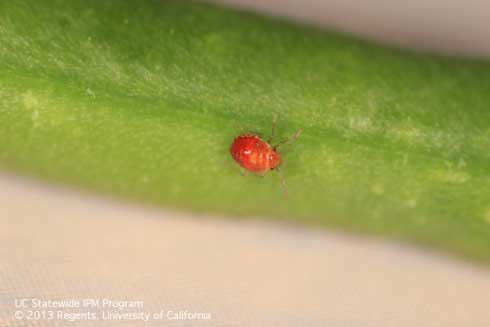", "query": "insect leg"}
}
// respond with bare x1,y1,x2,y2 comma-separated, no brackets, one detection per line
276,167,288,198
